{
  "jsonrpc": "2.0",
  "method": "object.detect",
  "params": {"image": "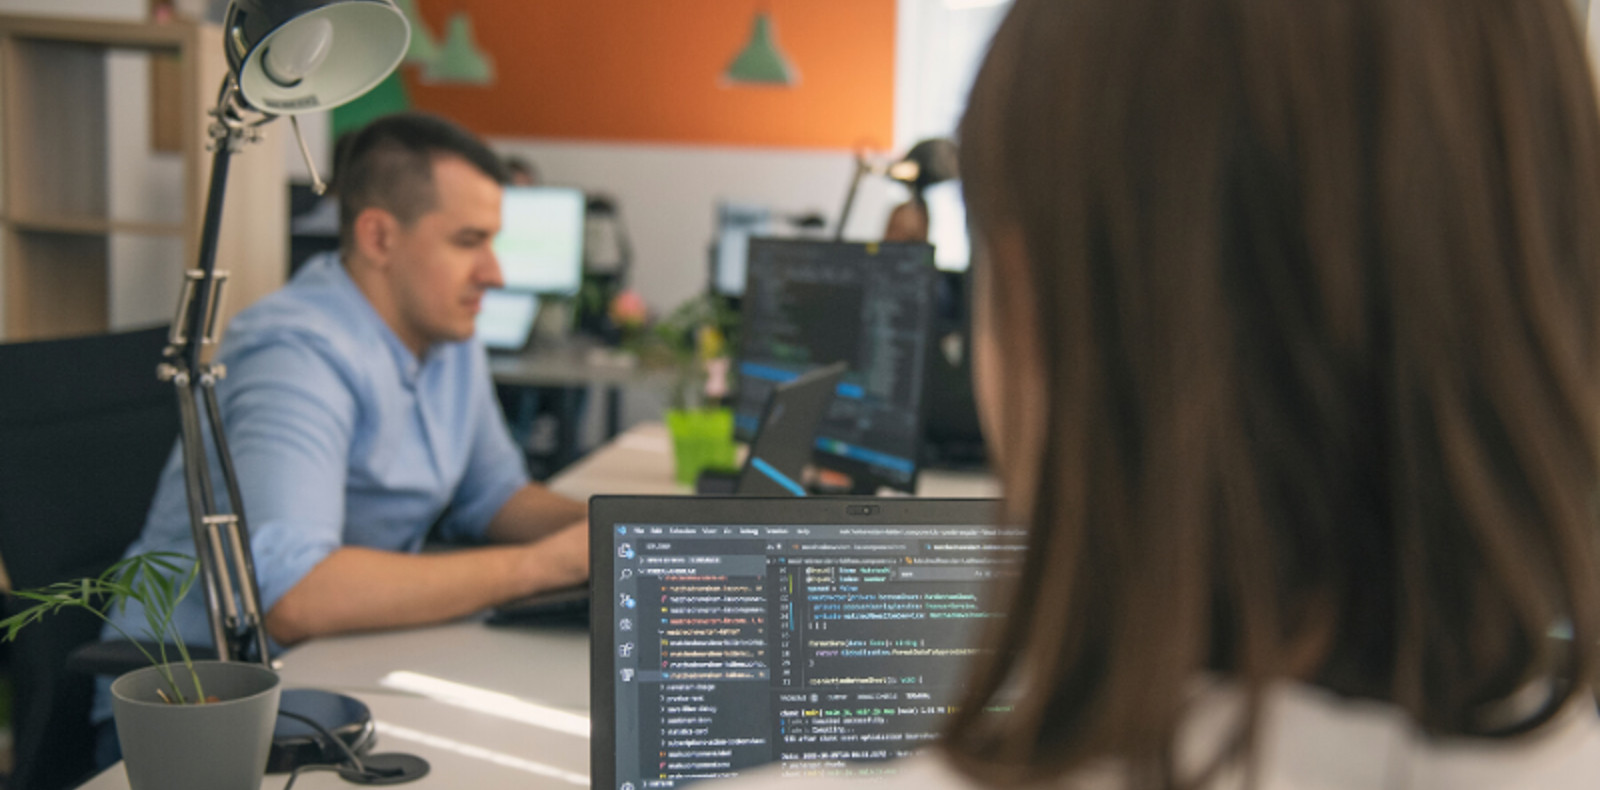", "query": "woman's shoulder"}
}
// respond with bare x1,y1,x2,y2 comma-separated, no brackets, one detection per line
1243,682,1600,790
